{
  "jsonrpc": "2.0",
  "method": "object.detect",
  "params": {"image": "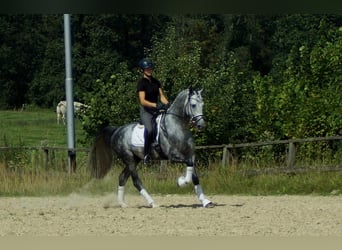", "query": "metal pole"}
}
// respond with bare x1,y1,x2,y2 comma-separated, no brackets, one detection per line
63,14,76,173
